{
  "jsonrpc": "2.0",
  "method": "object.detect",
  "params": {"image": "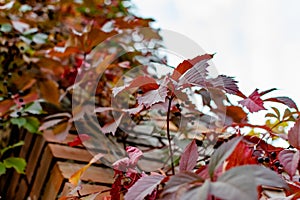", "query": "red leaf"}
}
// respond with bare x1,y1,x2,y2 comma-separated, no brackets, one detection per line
225,141,256,170
288,119,300,150
179,140,199,171
171,54,213,81
67,134,90,147
124,174,164,200
264,96,298,111
137,77,169,108
278,149,300,177
238,89,266,112
113,76,159,97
